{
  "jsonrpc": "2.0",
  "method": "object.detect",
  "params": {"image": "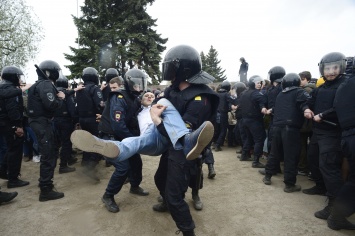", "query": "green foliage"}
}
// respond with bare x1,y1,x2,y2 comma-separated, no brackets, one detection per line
0,0,44,70
202,45,227,82
64,0,167,85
